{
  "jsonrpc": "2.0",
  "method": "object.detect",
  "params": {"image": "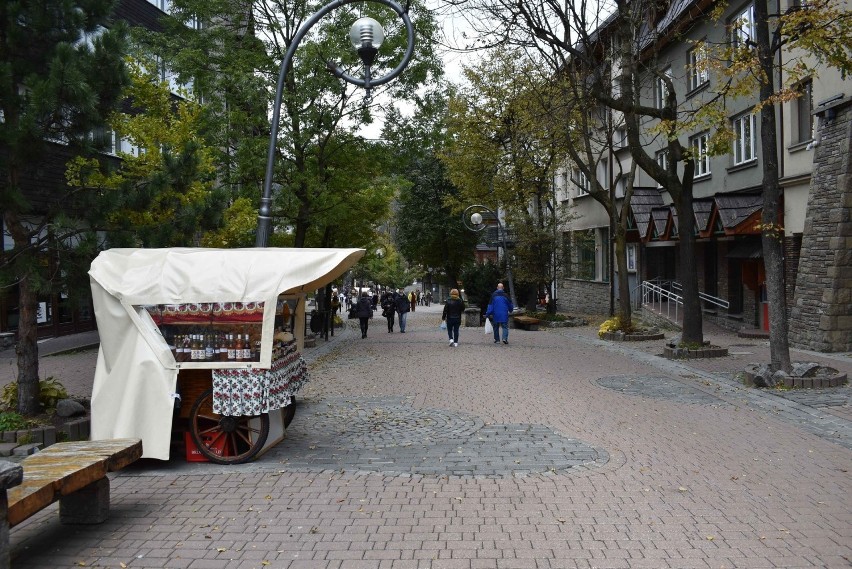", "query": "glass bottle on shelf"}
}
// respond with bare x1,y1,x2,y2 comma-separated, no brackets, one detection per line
192,334,202,361
227,333,236,361
241,333,251,361
235,334,244,361
205,334,214,361
217,334,228,362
